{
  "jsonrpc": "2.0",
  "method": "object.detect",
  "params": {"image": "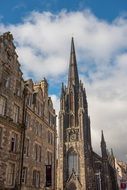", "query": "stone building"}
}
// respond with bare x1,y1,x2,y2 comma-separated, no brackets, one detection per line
115,159,127,189
57,38,118,190
0,32,57,190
